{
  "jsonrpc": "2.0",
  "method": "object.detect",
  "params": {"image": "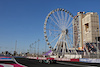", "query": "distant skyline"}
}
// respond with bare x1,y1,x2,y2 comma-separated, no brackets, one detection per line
0,0,100,53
